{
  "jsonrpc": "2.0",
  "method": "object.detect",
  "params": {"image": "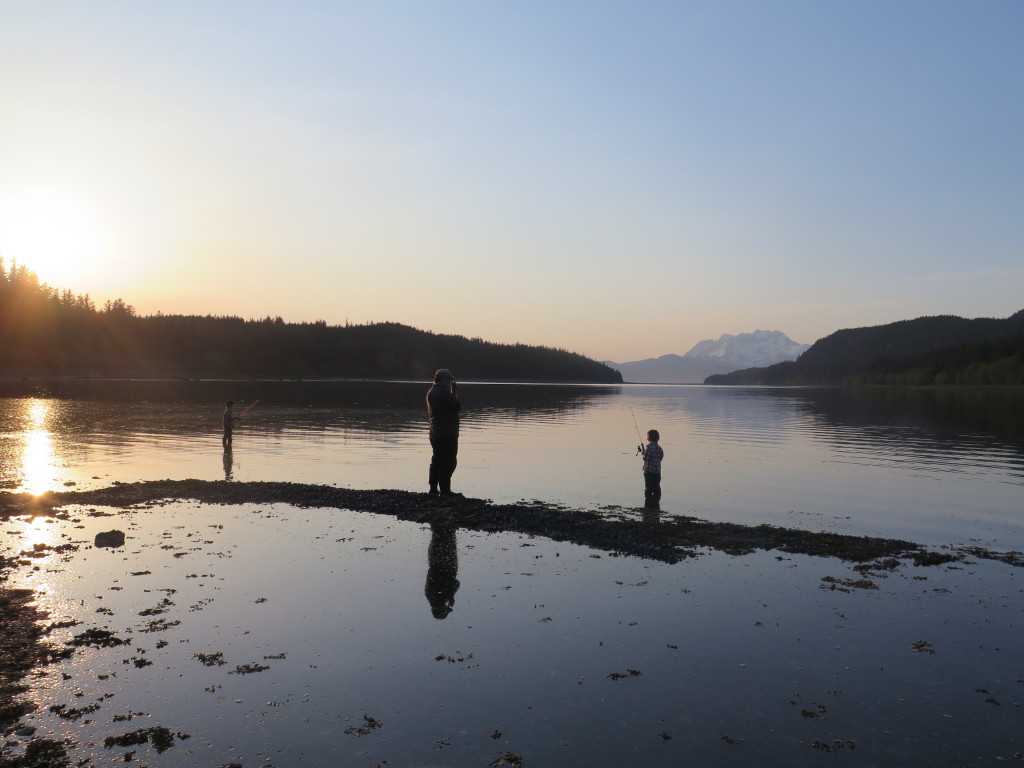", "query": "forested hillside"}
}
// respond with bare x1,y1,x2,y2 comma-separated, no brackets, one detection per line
707,311,1024,385
0,260,621,383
